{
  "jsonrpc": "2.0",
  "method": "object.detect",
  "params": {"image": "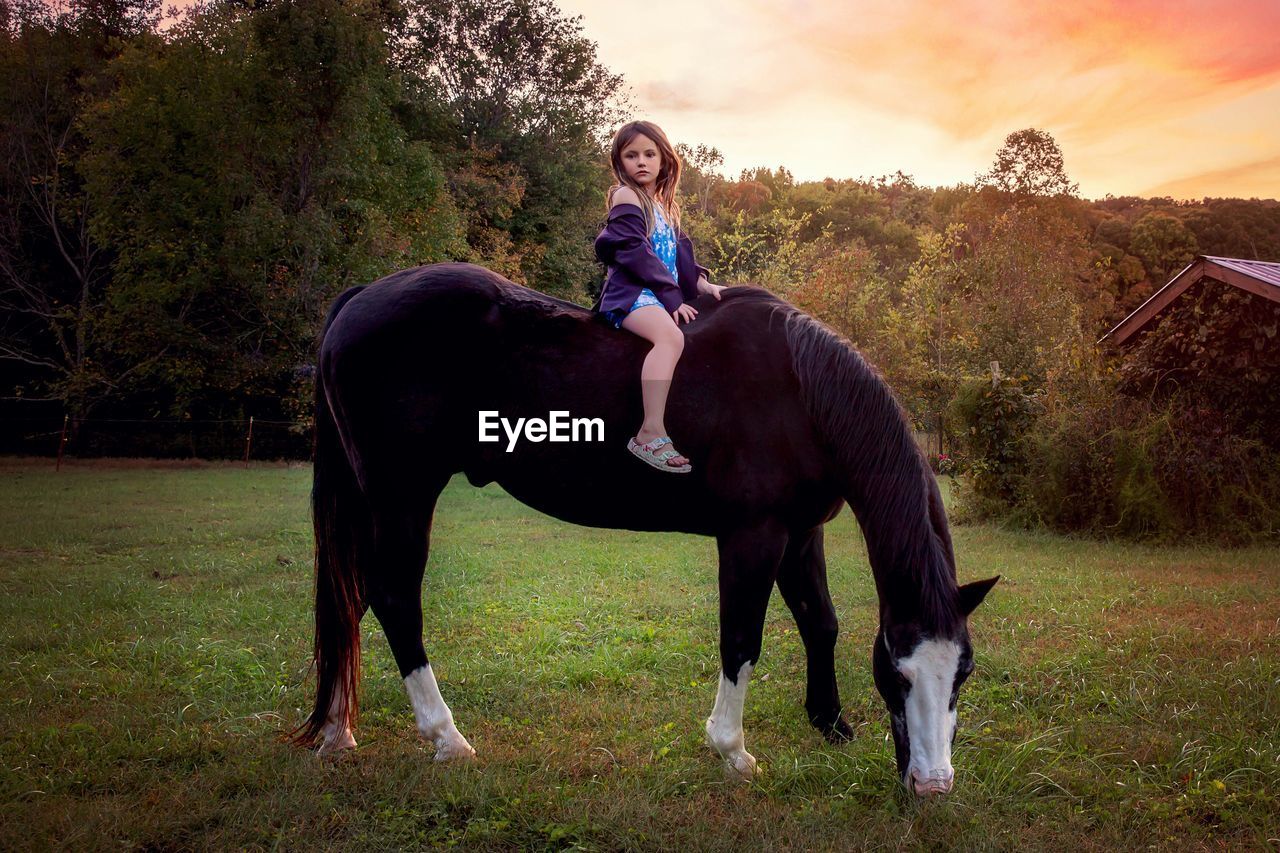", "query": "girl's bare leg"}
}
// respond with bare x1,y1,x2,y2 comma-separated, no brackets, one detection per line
619,304,689,467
